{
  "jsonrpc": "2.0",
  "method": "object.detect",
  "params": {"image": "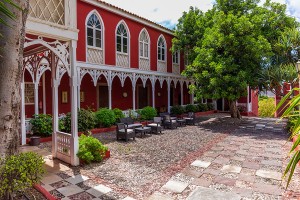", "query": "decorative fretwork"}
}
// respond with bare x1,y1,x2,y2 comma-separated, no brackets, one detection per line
87,48,103,64
157,61,167,73
139,58,150,71
116,53,129,68
79,68,109,86
111,71,133,87
24,36,70,80
29,0,65,25
136,74,152,88
172,64,180,75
